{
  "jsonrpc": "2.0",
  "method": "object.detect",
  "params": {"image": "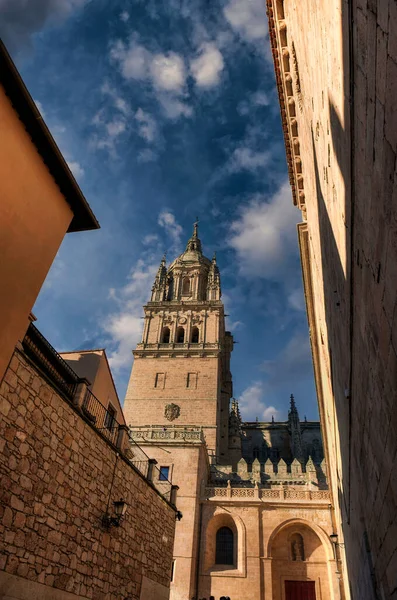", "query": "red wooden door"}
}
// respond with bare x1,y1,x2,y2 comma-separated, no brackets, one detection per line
285,580,316,600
